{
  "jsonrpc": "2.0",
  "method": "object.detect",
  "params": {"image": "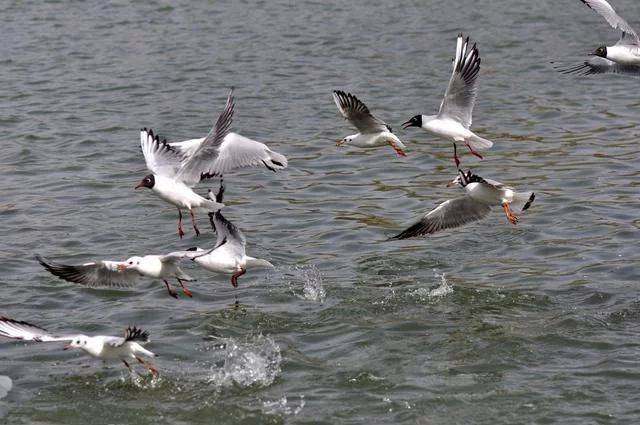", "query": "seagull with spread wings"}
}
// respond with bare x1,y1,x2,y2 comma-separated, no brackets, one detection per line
555,0,640,76
177,181,274,288
392,169,535,239
402,34,493,167
332,90,407,157
36,252,195,299
0,317,159,376
136,88,287,238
